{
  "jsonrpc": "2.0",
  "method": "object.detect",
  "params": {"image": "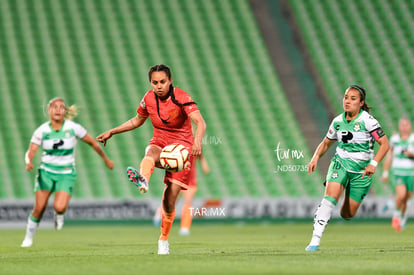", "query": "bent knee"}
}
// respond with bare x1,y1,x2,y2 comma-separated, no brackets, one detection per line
53,204,68,214
340,211,355,220
162,197,176,213
163,204,175,214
